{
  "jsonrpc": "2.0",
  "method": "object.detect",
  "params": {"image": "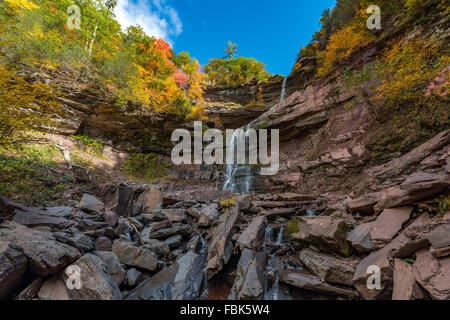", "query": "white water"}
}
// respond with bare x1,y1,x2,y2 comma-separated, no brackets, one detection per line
280,77,288,102
222,123,253,193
